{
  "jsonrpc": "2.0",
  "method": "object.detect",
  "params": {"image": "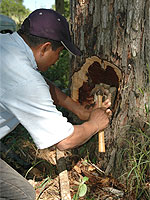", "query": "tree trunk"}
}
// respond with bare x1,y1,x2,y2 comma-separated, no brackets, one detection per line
70,0,150,176
55,0,64,15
